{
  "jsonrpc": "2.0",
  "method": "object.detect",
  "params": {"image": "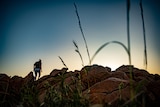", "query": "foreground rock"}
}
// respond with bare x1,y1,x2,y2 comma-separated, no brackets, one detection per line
84,65,160,107
80,65,111,90
0,65,160,107
0,72,34,107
